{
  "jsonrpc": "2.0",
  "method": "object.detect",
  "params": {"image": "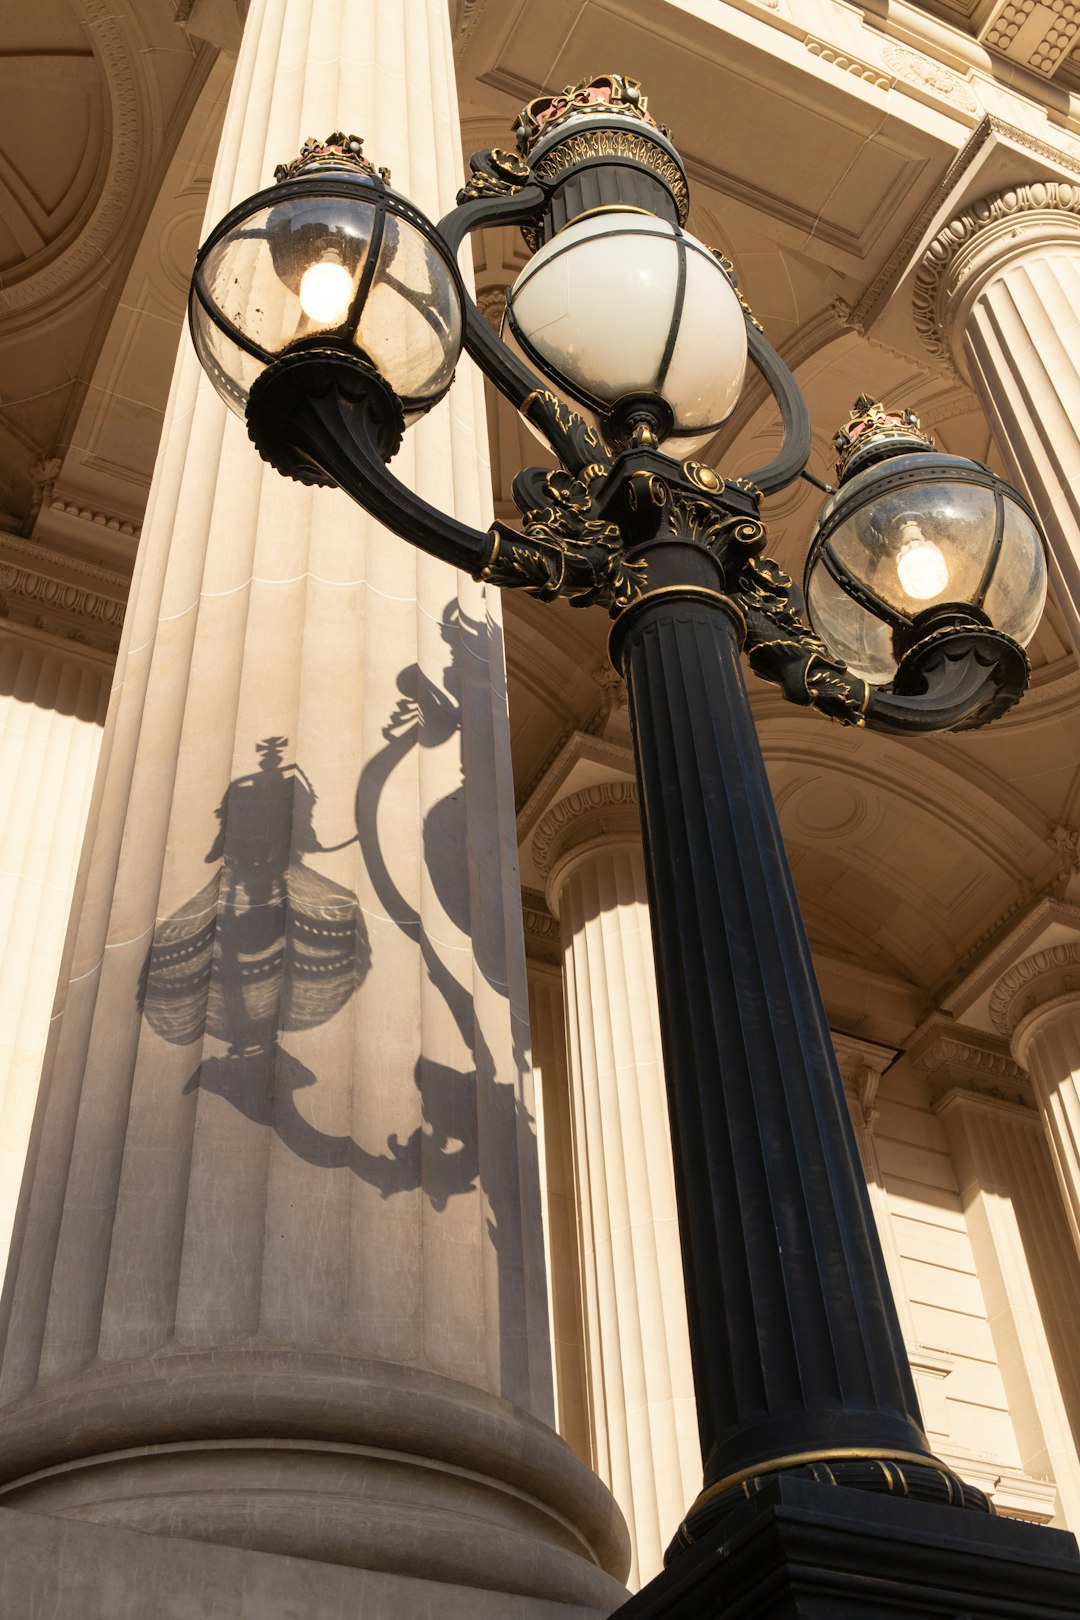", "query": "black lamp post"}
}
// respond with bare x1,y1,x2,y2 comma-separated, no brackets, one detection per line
190,77,1080,1619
